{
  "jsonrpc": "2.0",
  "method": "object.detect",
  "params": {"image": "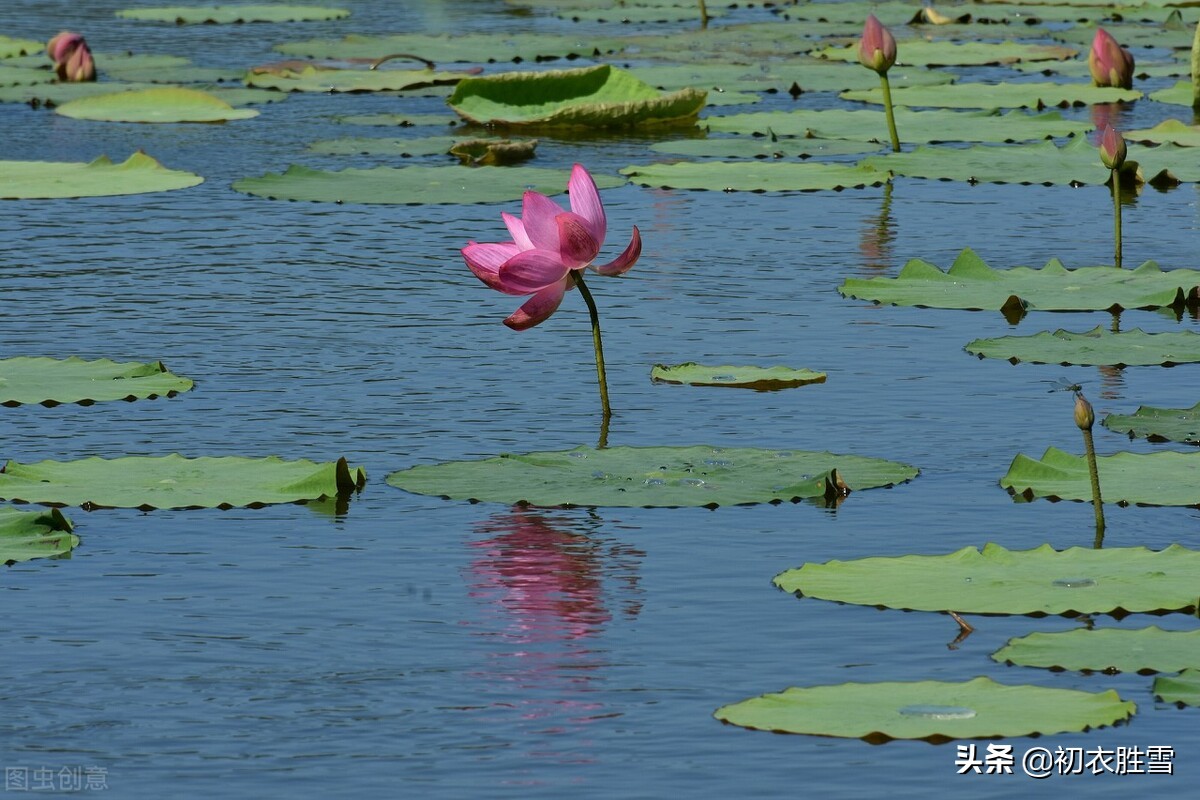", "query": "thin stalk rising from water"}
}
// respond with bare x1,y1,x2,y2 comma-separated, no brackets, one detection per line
879,73,900,152
1074,392,1106,542
572,271,612,435
698,0,709,28
1111,168,1122,268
